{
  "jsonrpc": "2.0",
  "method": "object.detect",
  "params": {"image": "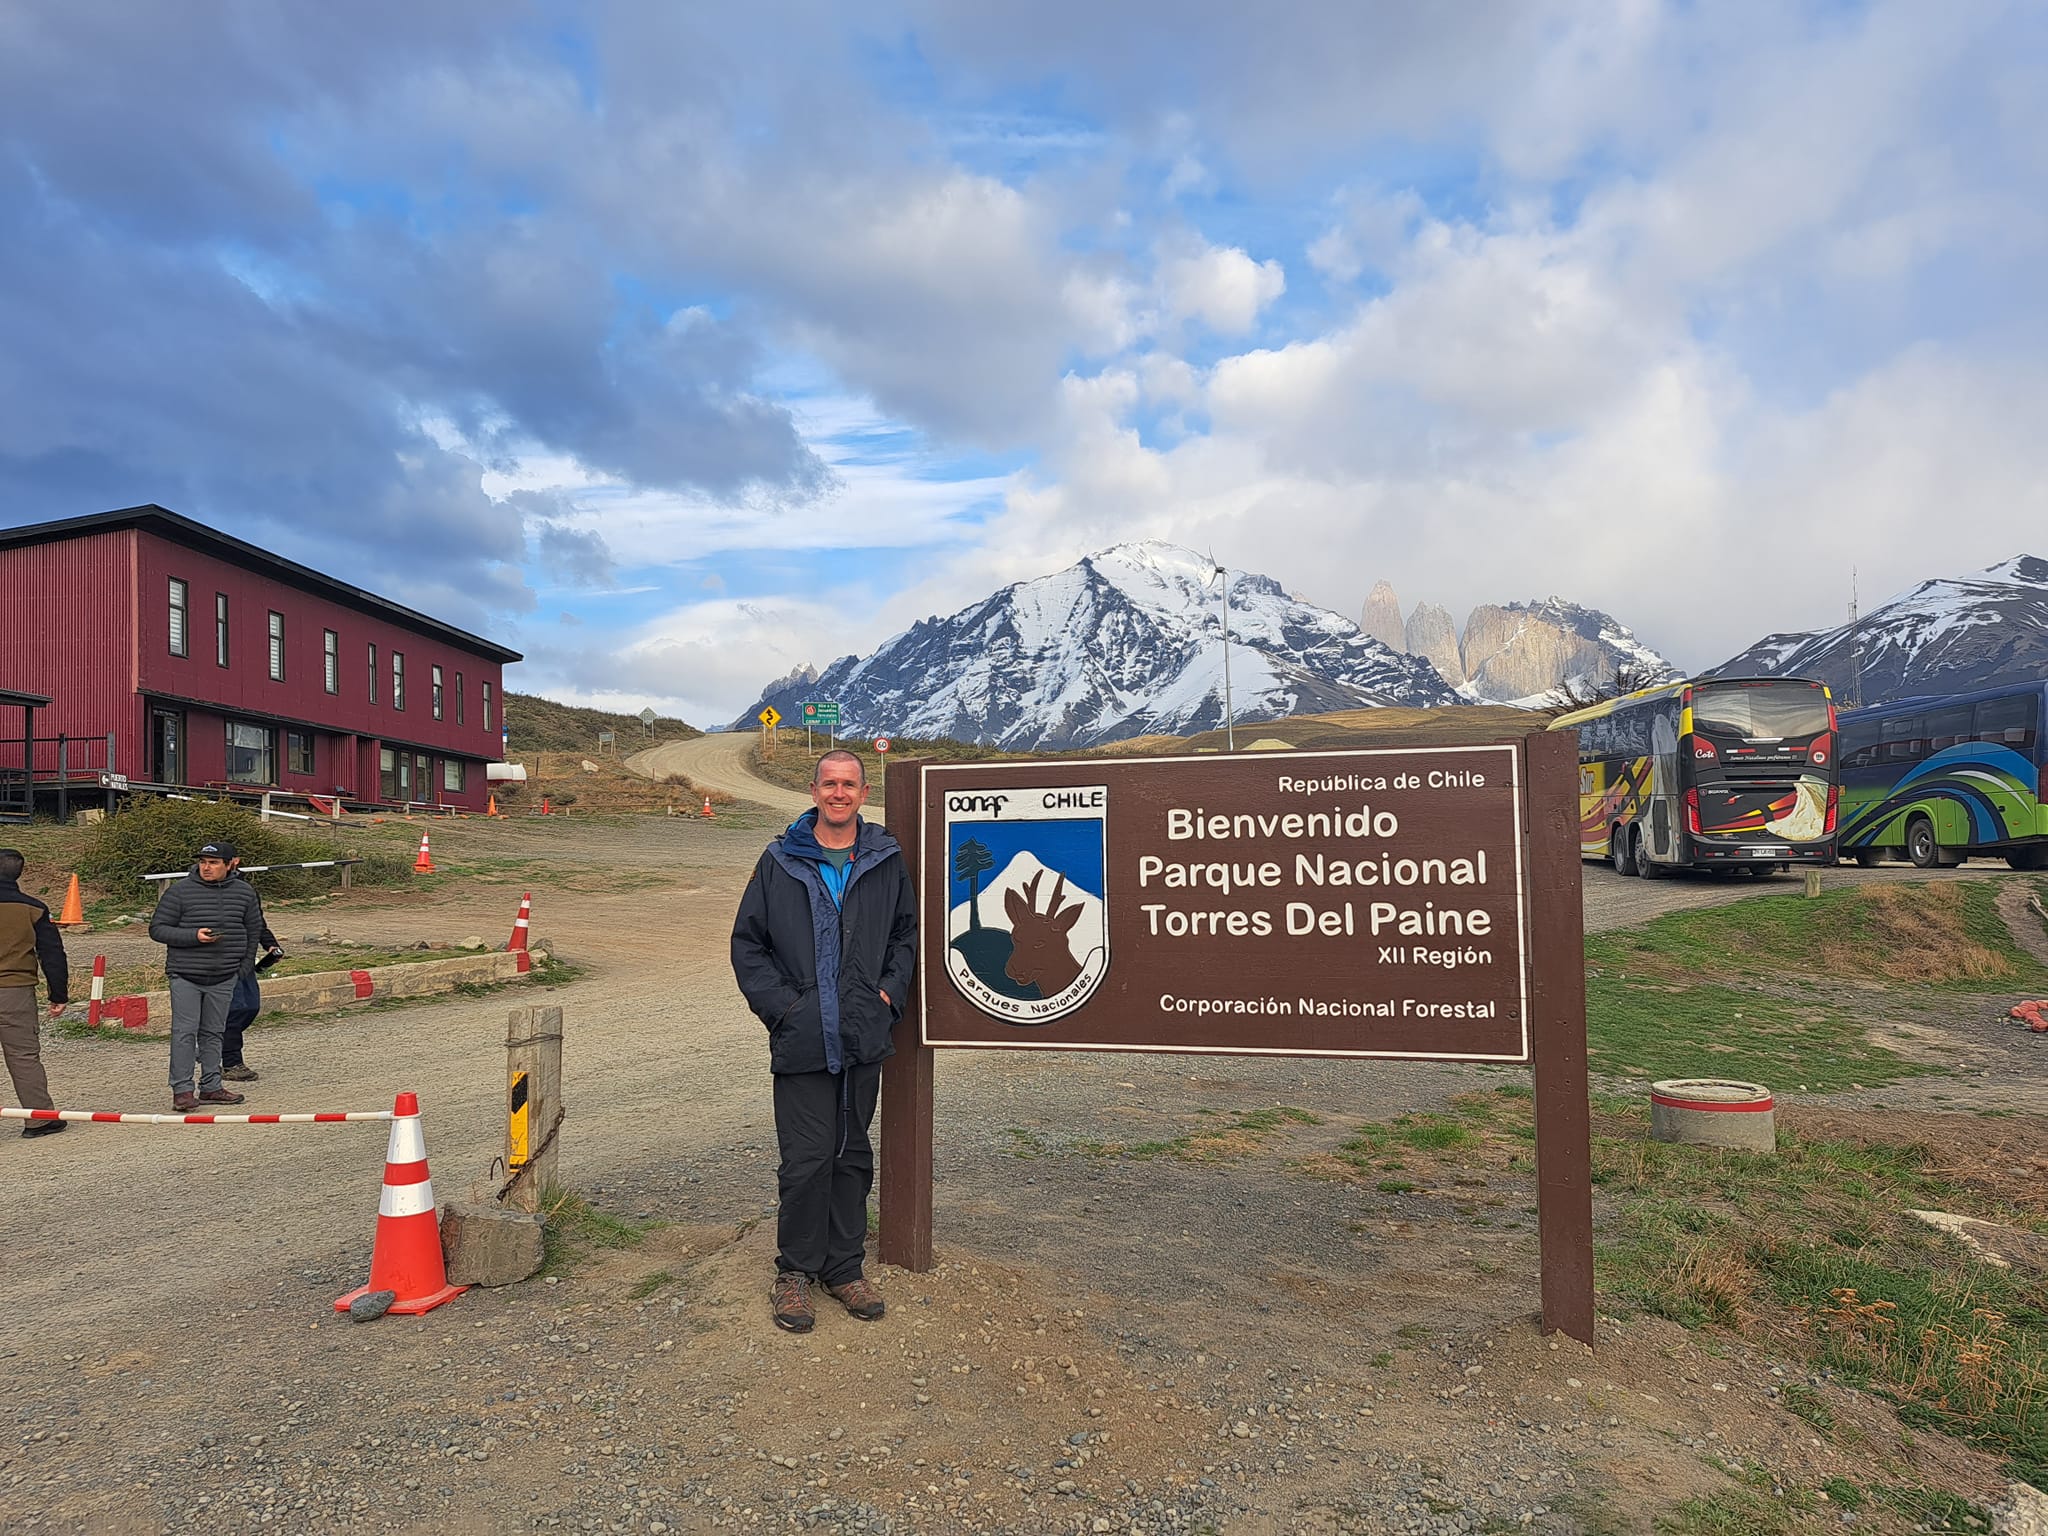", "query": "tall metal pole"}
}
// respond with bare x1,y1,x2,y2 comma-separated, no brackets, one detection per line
1219,568,1235,752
